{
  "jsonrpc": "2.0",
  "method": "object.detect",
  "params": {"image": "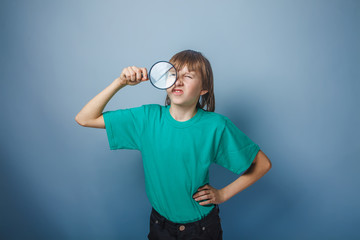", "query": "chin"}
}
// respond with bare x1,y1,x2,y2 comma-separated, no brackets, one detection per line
170,99,182,105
